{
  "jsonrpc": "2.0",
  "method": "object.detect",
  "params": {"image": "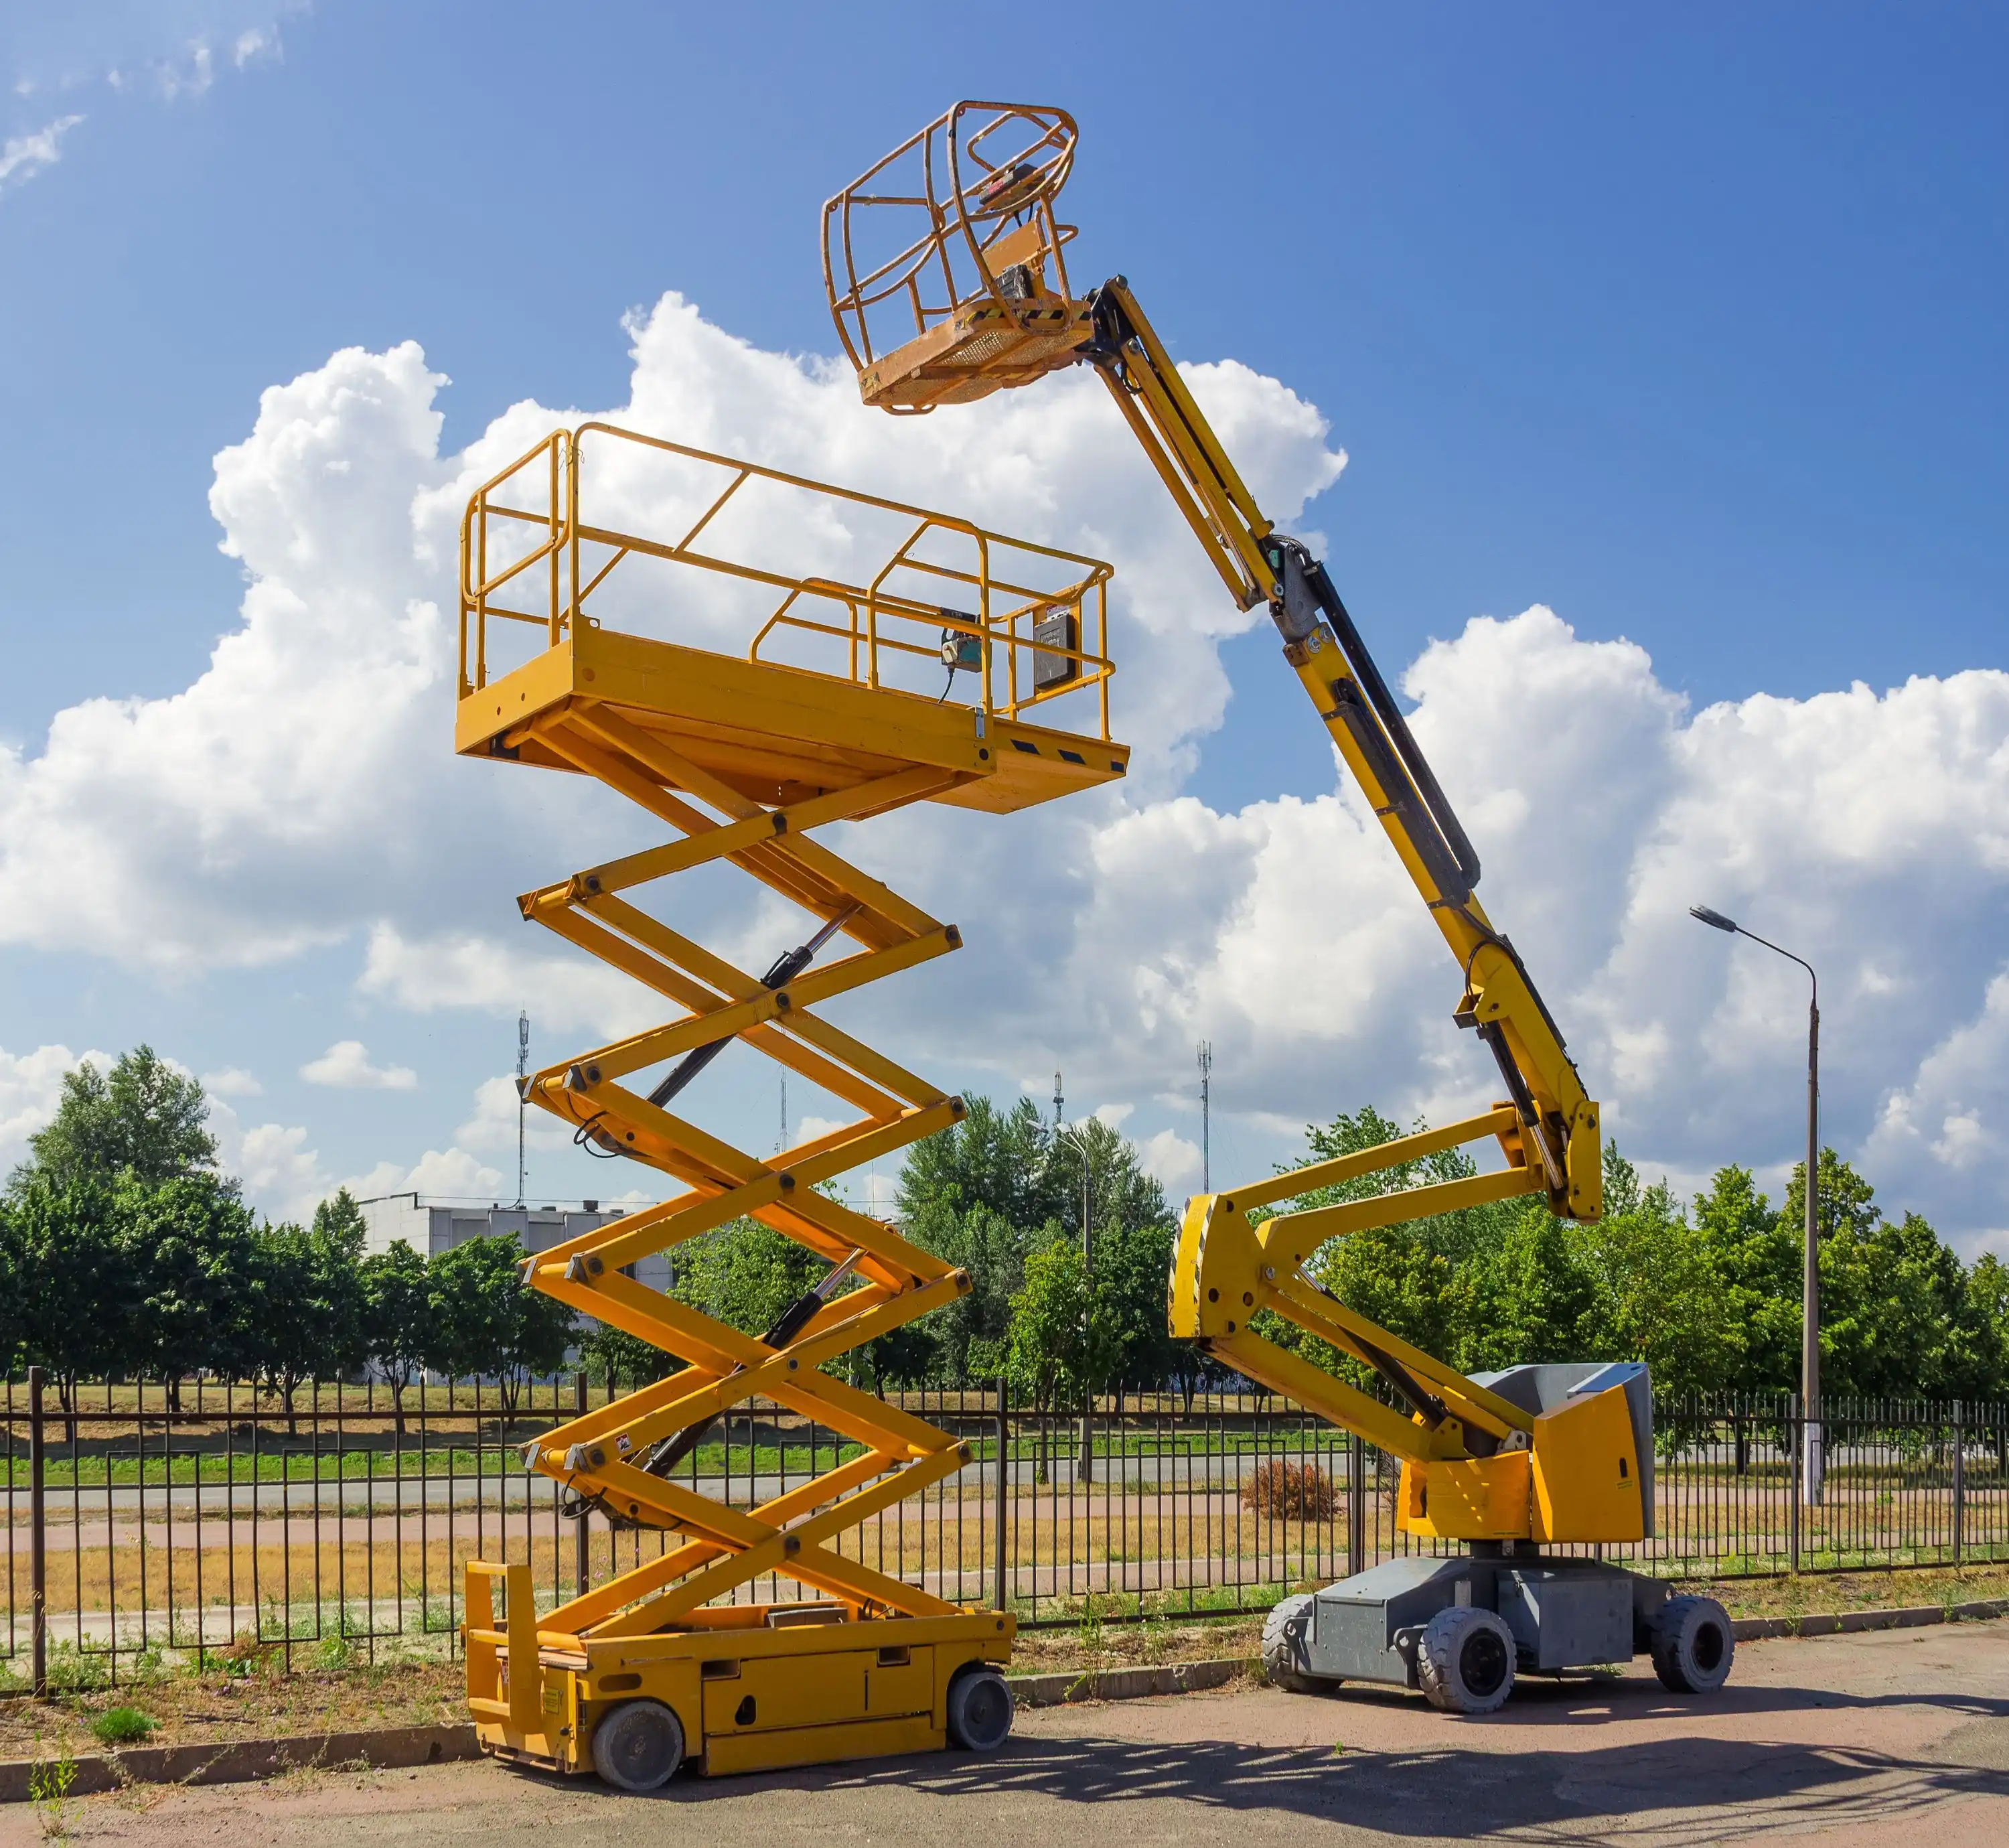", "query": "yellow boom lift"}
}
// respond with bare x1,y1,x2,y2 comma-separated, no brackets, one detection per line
824,102,1736,1715
456,423,1126,1782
